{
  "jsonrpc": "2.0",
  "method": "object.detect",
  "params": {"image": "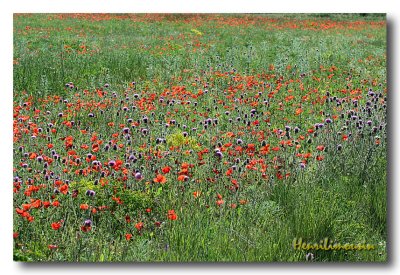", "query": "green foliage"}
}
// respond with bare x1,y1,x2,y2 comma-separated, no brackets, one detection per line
116,188,153,211
166,131,201,151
